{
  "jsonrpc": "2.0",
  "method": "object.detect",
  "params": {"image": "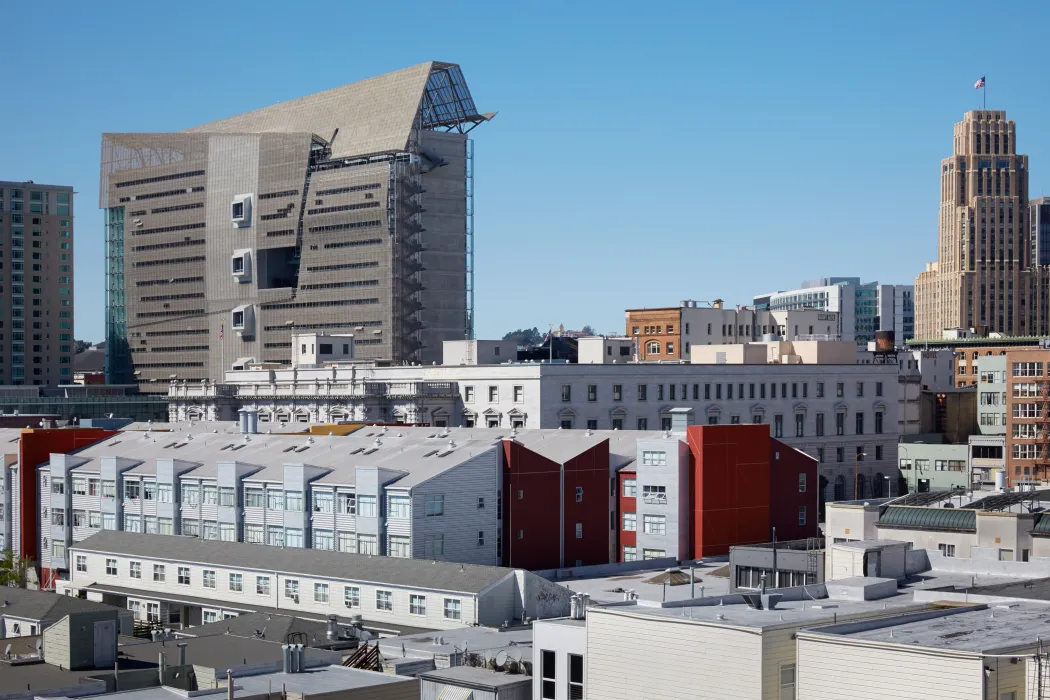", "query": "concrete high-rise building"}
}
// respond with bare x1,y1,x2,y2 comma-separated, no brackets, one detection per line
0,182,75,385
756,277,914,347
915,110,1050,339
100,62,491,392
1031,196,1050,266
